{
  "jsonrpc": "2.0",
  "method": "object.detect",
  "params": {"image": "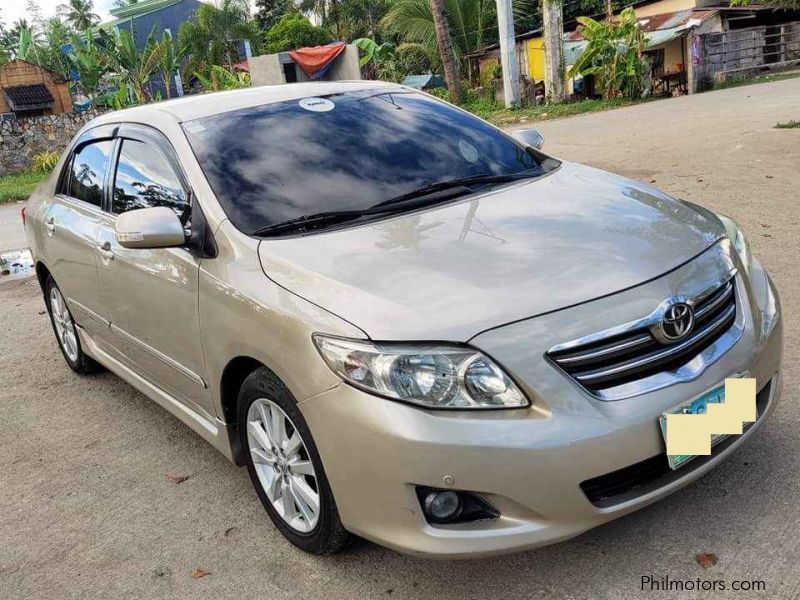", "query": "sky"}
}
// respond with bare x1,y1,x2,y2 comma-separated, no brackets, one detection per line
1,0,118,28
